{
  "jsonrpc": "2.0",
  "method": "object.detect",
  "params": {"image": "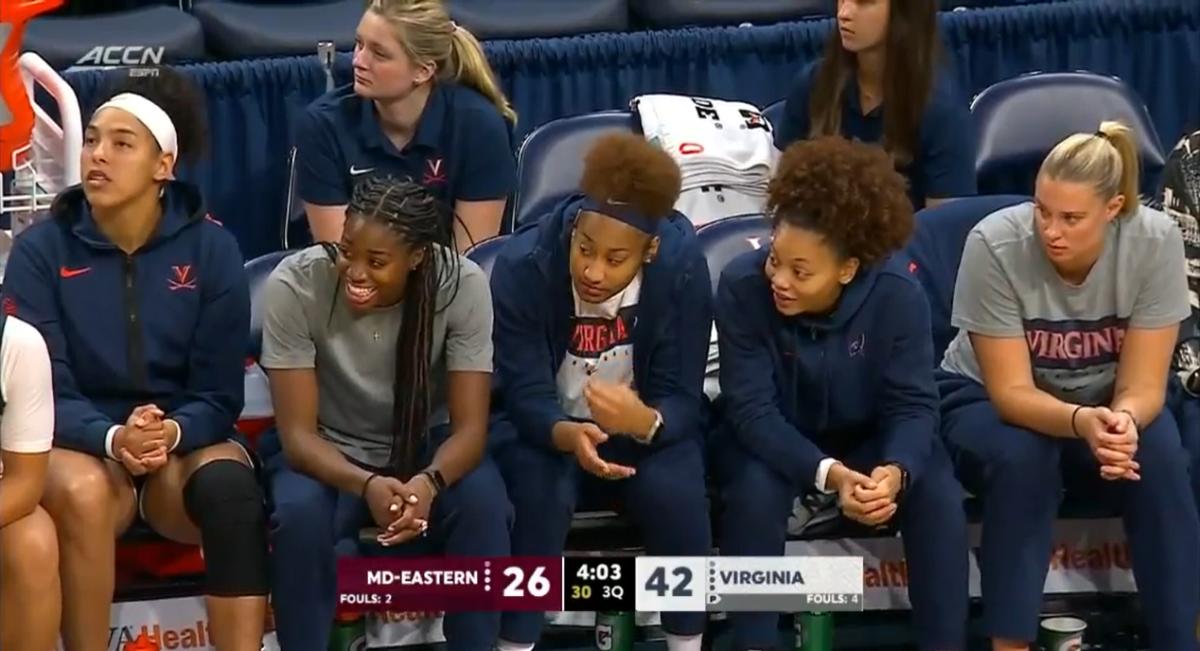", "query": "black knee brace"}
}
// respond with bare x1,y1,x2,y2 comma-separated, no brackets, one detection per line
183,459,270,597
